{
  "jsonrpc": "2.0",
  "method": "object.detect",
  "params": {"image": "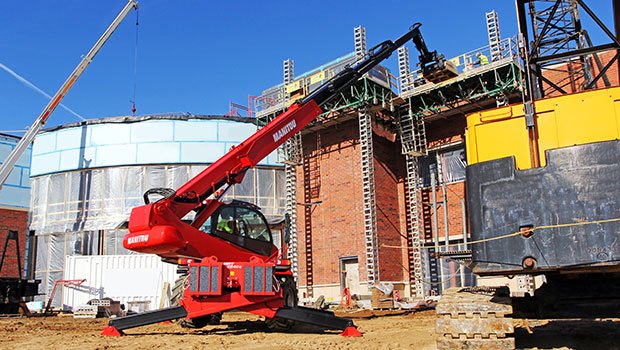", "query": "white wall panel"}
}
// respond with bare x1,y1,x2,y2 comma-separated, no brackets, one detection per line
218,121,256,142
136,142,181,164
90,124,130,146
174,121,217,141
63,254,178,312
32,117,280,176
56,128,86,150
130,121,174,143
95,144,136,167
180,142,225,163
30,152,59,176
32,132,57,154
